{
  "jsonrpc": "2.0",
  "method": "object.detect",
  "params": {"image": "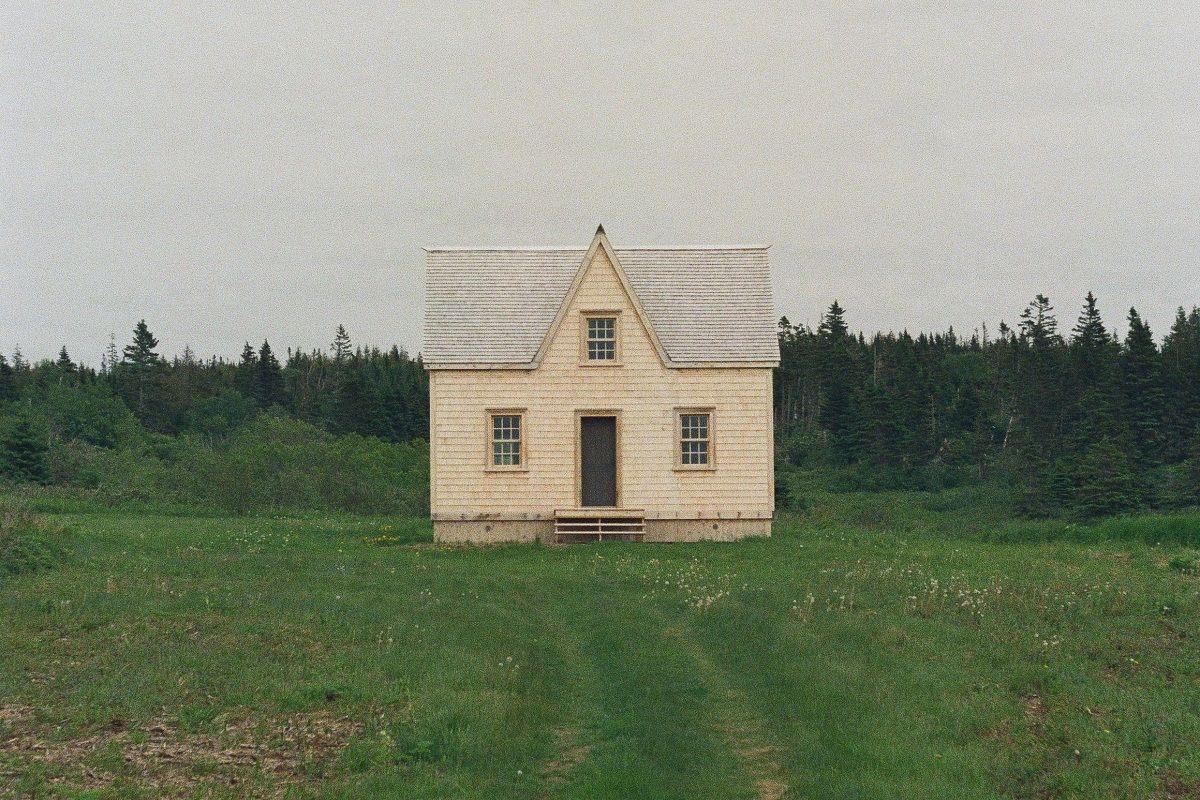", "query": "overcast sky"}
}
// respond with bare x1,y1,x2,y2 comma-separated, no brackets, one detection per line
2,3,1197,364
